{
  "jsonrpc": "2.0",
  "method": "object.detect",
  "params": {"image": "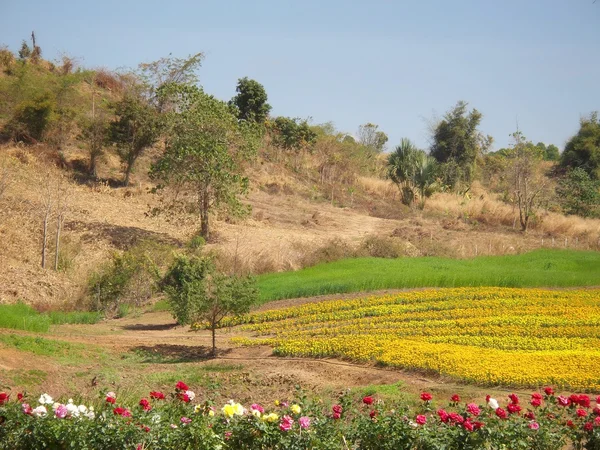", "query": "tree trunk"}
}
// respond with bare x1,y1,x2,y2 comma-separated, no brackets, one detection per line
211,326,216,357
200,190,210,240
54,213,62,271
41,210,49,269
123,164,132,187
89,154,97,179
